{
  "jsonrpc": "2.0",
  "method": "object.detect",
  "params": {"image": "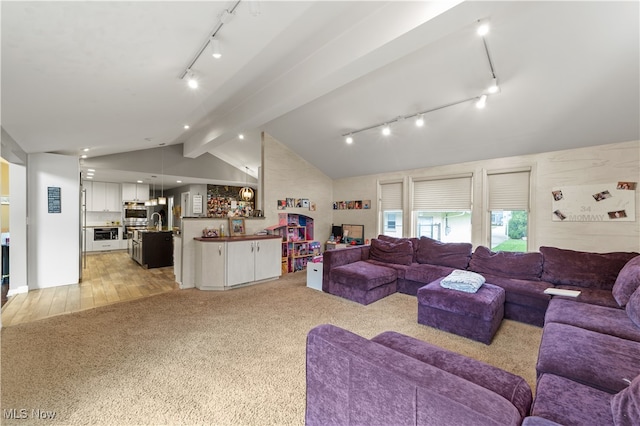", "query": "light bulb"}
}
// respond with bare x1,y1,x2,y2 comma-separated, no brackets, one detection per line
477,21,490,36
345,135,353,144
382,125,391,136
476,94,487,109
187,77,198,89
415,115,425,127
239,134,245,140
487,78,499,94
